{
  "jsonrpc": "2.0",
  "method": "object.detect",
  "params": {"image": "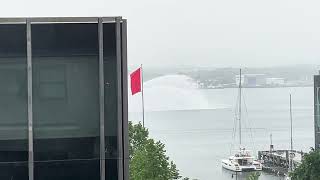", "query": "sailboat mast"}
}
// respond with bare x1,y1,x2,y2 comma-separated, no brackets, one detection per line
290,94,293,151
239,69,242,146
290,94,293,171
